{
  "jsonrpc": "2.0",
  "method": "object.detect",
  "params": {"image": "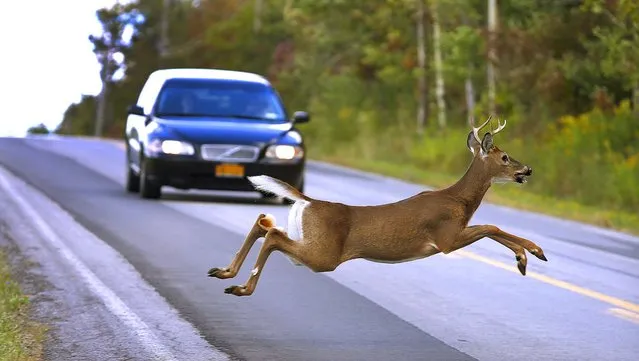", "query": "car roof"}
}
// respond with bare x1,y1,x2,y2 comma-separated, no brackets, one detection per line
148,68,271,85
